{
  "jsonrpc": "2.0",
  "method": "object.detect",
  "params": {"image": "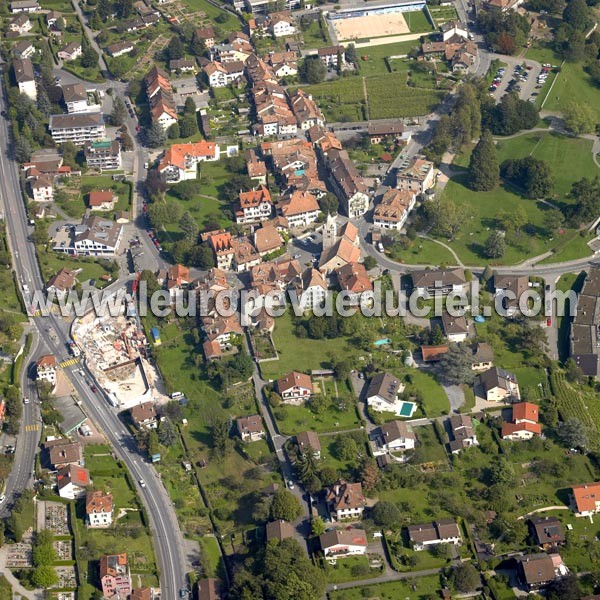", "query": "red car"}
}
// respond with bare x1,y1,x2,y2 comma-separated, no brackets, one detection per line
91,385,97,392
135,124,141,132
546,317,552,327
